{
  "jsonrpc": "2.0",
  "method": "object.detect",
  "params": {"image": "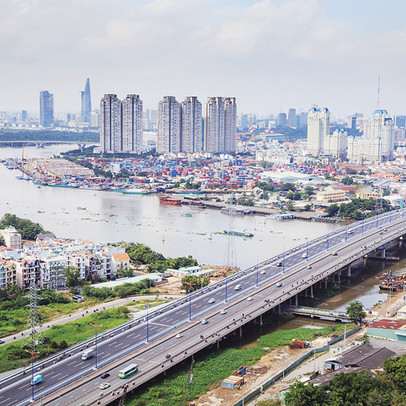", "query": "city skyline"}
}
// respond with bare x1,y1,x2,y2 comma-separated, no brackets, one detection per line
1,0,406,117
